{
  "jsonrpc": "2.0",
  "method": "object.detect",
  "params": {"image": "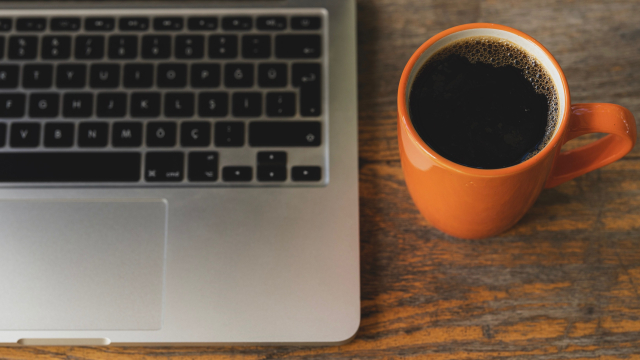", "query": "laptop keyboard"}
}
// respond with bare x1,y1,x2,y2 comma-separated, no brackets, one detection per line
0,9,327,186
